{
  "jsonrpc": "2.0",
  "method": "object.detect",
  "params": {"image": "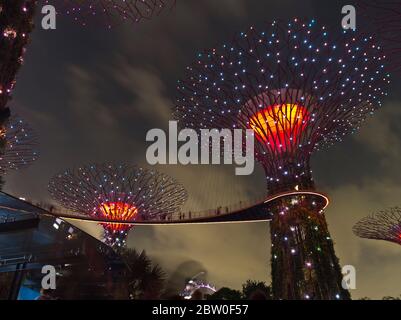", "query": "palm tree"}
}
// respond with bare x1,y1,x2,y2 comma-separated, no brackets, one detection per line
120,248,165,299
